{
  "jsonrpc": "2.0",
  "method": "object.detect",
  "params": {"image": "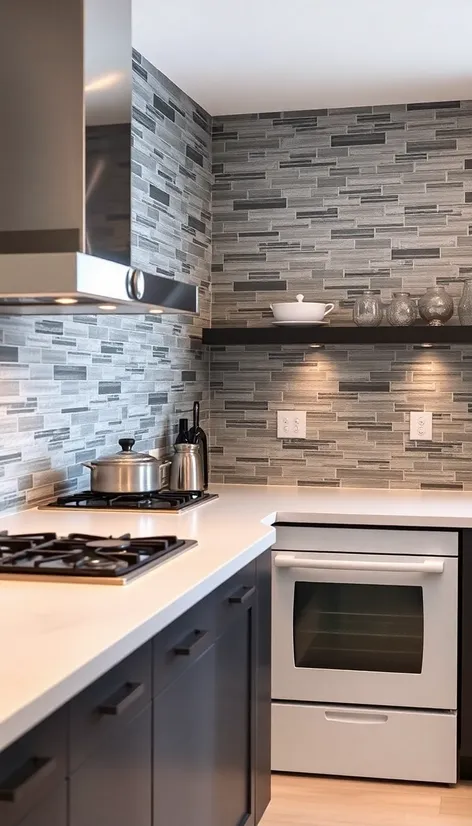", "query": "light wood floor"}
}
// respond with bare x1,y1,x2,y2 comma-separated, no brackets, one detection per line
261,774,472,825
